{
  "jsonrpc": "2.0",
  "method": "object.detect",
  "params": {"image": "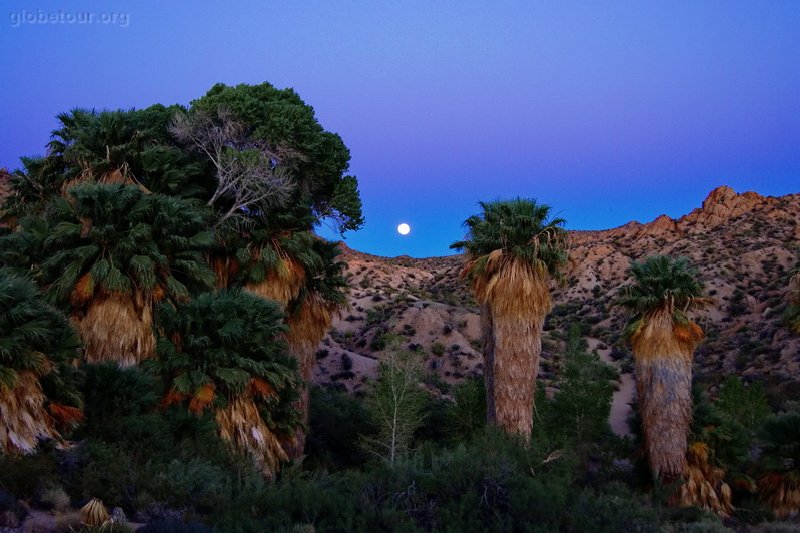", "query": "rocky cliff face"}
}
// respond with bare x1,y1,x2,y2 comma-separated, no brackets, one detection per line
314,186,800,406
